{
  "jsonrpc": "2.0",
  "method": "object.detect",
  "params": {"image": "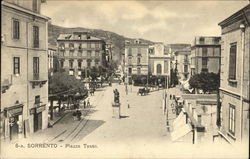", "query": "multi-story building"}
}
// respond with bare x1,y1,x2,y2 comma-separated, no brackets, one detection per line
105,41,112,63
57,32,106,78
1,0,50,140
190,36,221,75
172,46,191,81
217,4,249,144
48,44,58,76
148,43,171,84
124,39,149,84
